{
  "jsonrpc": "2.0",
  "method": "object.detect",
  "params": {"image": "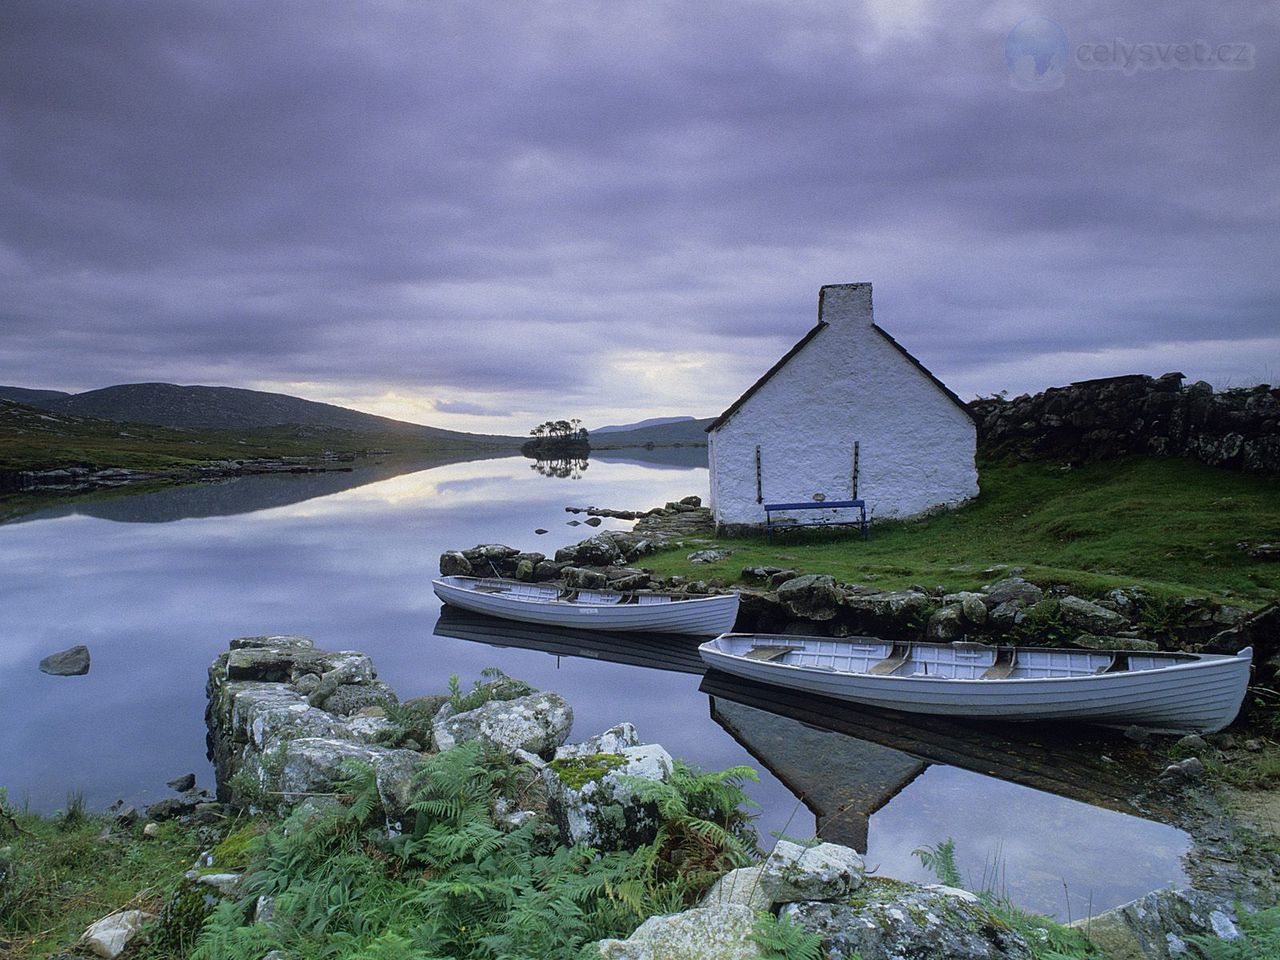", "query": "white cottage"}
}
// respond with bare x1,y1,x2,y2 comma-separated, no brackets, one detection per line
706,283,978,531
